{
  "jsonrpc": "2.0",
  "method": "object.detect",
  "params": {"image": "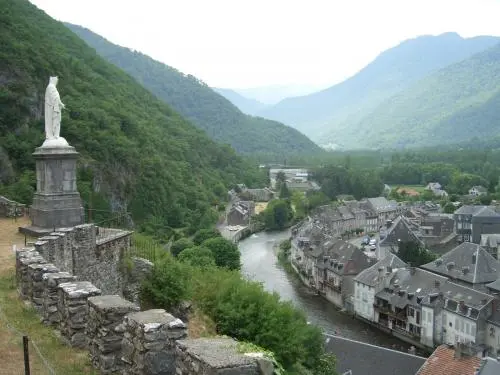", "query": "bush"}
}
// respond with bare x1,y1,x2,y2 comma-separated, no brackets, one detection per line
192,228,222,245
170,238,194,257
177,246,216,269
201,237,241,270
